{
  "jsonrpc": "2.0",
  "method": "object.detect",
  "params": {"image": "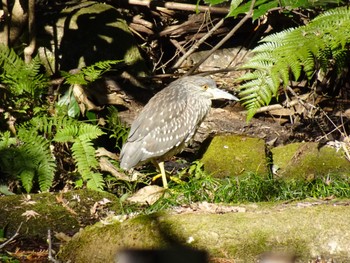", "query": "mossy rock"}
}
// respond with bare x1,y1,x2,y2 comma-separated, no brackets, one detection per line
58,201,350,262
200,135,270,178
41,1,148,76
271,142,350,179
0,190,120,245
